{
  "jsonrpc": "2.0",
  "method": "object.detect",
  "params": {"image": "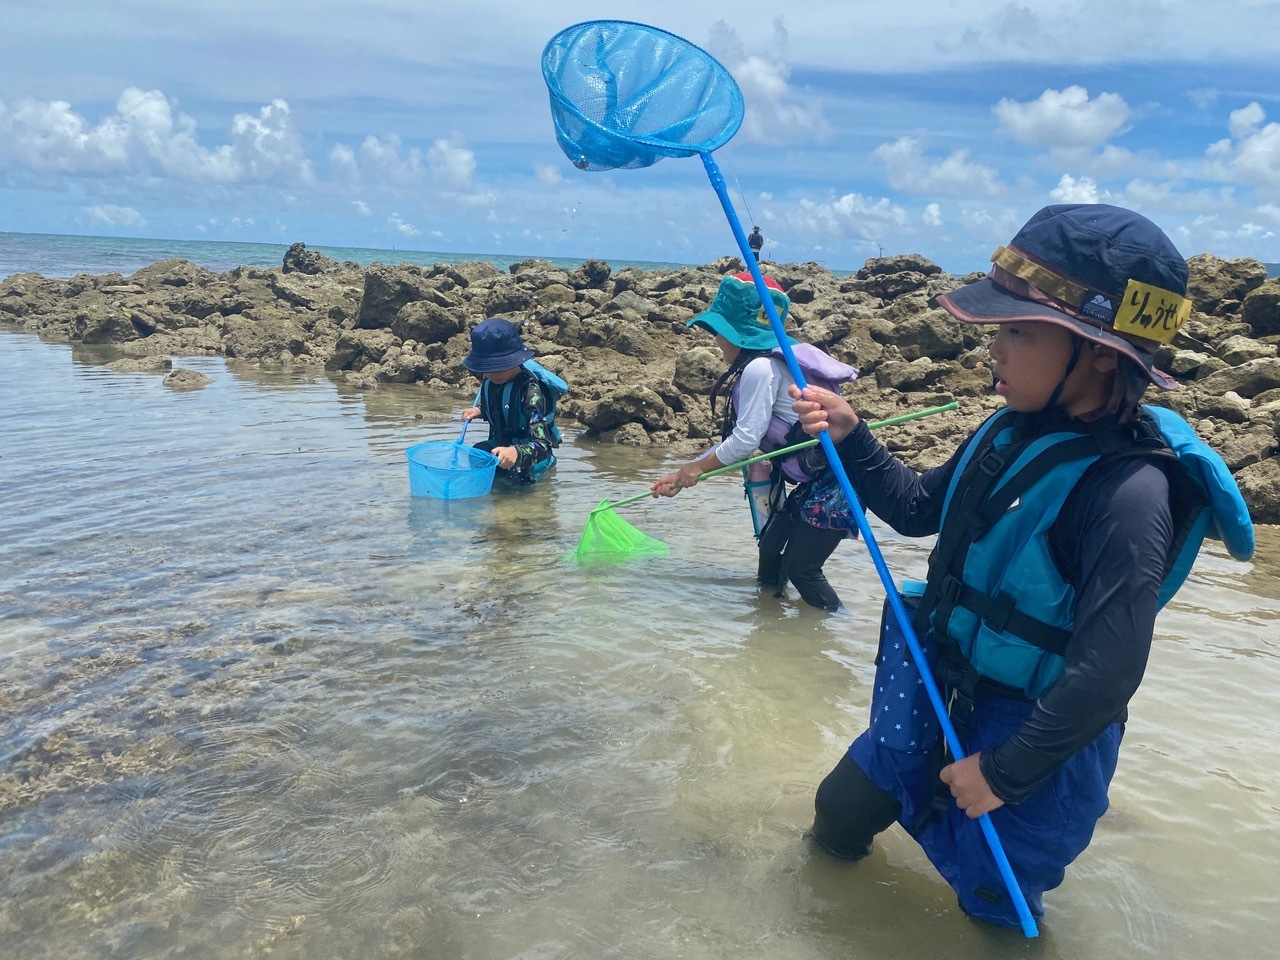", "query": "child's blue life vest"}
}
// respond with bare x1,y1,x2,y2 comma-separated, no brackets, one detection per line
918,405,1254,698
486,360,568,448
522,360,567,445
